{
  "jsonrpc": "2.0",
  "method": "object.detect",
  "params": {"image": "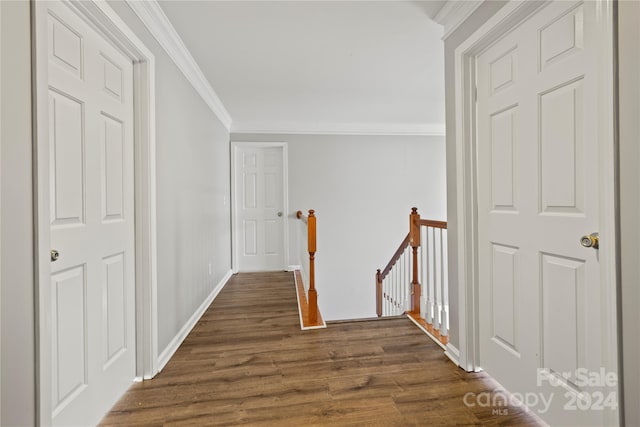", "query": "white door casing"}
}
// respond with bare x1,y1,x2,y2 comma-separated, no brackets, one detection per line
454,0,619,425
231,142,288,272
33,1,158,425
0,2,3,422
